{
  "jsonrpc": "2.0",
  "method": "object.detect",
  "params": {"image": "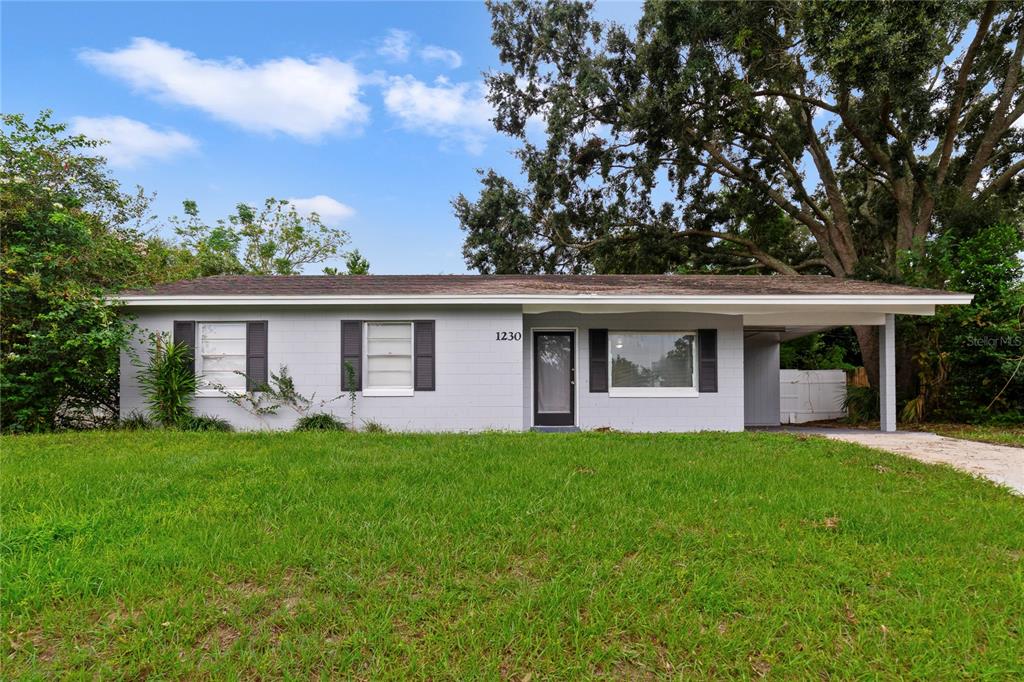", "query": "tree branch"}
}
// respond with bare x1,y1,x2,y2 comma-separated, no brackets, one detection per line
791,99,858,273
750,90,839,113
837,90,895,178
747,129,833,227
572,220,810,276
962,16,1024,194
998,96,1024,137
794,258,830,271
978,157,1024,197
935,0,996,186
676,229,801,275
691,132,827,230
